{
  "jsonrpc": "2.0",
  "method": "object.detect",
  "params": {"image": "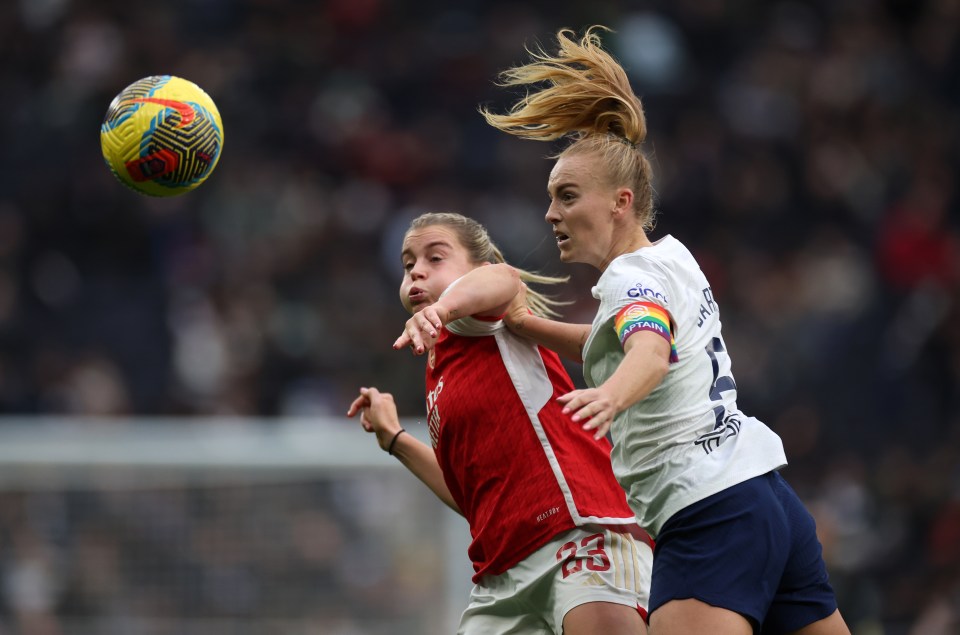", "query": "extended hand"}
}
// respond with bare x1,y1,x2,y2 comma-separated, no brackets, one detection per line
347,387,403,450
394,305,447,355
558,388,621,440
